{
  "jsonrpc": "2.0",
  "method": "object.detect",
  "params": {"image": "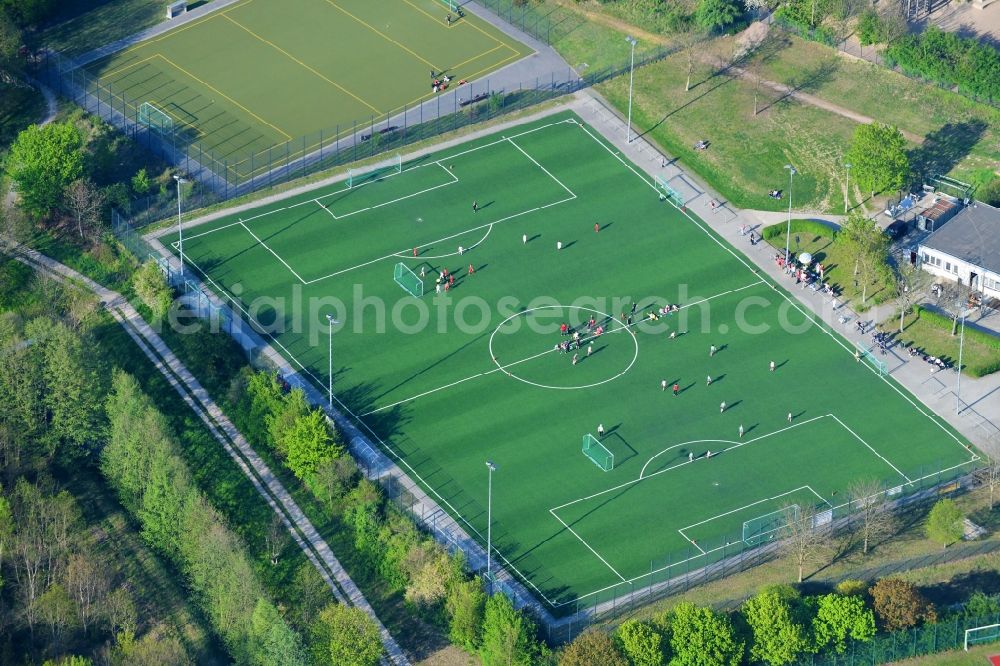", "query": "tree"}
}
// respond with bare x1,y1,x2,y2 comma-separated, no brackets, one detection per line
925,498,964,548
668,602,743,666
37,583,80,647
964,591,1000,620
847,478,894,555
677,30,708,92
132,260,174,321
812,594,876,652
311,603,383,666
869,578,936,631
102,586,137,637
265,512,285,566
446,576,486,651
696,0,742,31
130,168,152,195
66,552,108,633
107,629,186,665
5,122,85,217
403,540,455,610
845,123,909,197
0,491,11,572
895,261,928,333
37,322,103,458
836,212,891,303
282,407,343,480
978,452,1000,510
742,590,809,665
780,503,826,583
616,619,665,666
560,629,628,666
479,592,537,666
248,597,307,666
64,179,105,239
